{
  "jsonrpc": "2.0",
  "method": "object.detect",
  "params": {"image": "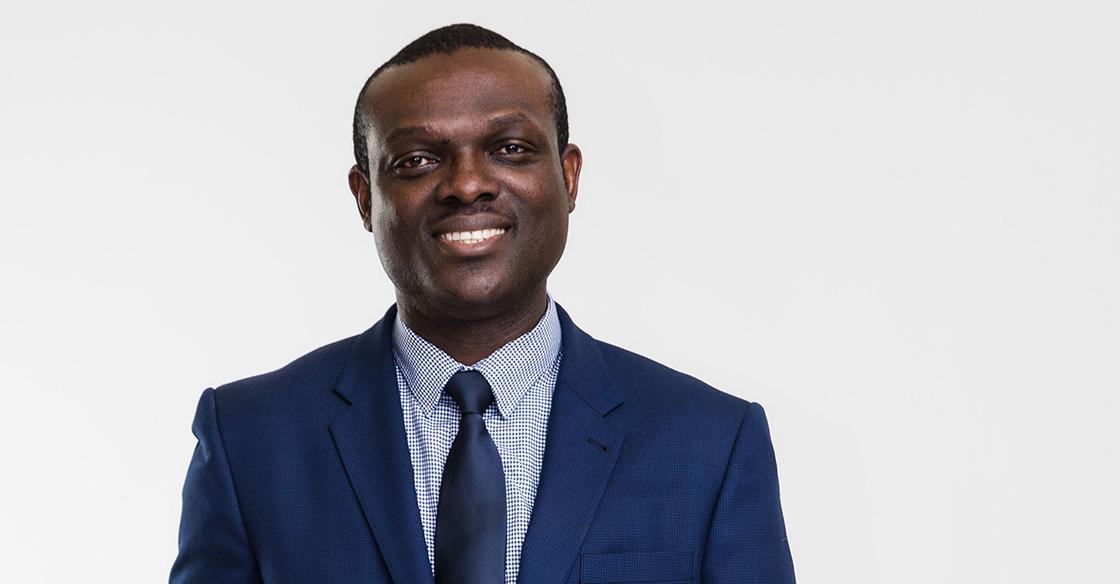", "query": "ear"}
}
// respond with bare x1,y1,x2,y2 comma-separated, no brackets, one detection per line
348,165,373,232
560,143,583,213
